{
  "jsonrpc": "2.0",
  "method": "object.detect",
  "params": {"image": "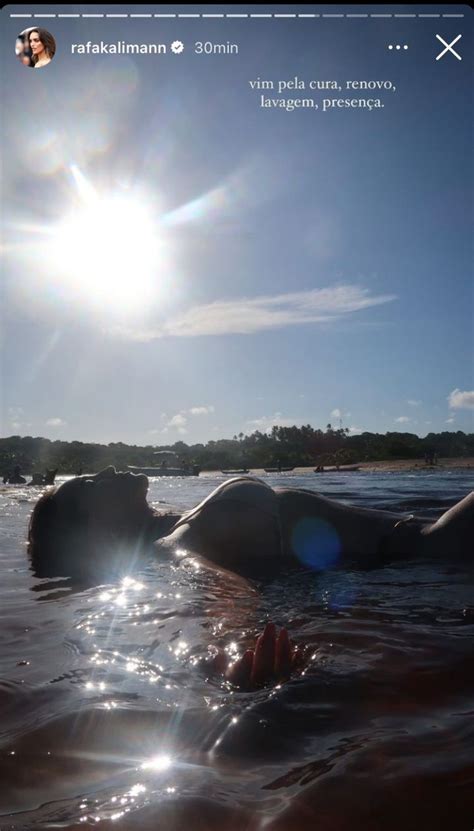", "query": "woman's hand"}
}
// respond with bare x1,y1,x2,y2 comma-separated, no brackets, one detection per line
212,622,306,689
